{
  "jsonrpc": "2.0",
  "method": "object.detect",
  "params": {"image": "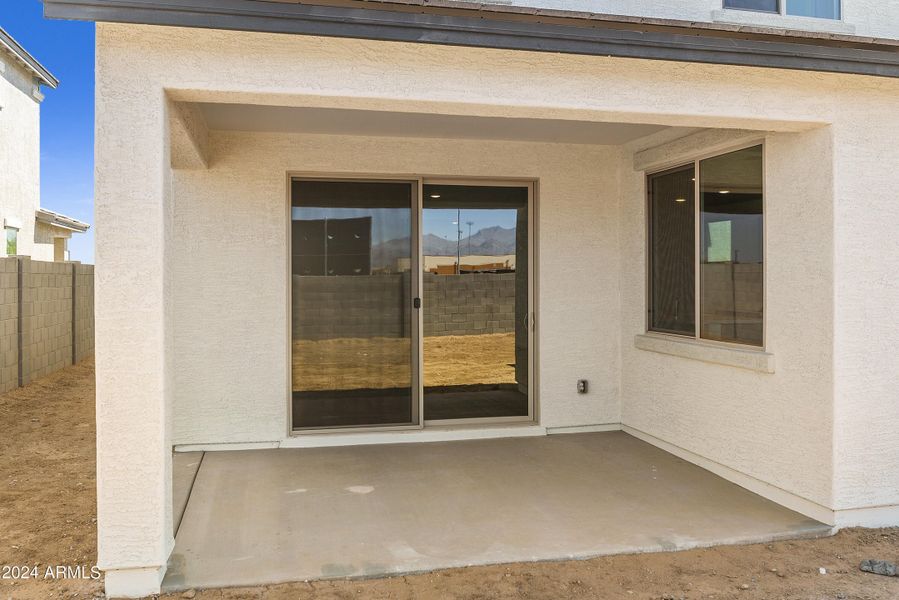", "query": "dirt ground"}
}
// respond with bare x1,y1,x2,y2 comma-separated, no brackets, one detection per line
2,359,899,600
0,358,103,600
293,333,516,391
